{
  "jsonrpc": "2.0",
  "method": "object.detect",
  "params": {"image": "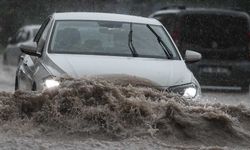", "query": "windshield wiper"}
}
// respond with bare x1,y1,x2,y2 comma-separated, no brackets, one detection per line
146,24,173,59
128,23,138,57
